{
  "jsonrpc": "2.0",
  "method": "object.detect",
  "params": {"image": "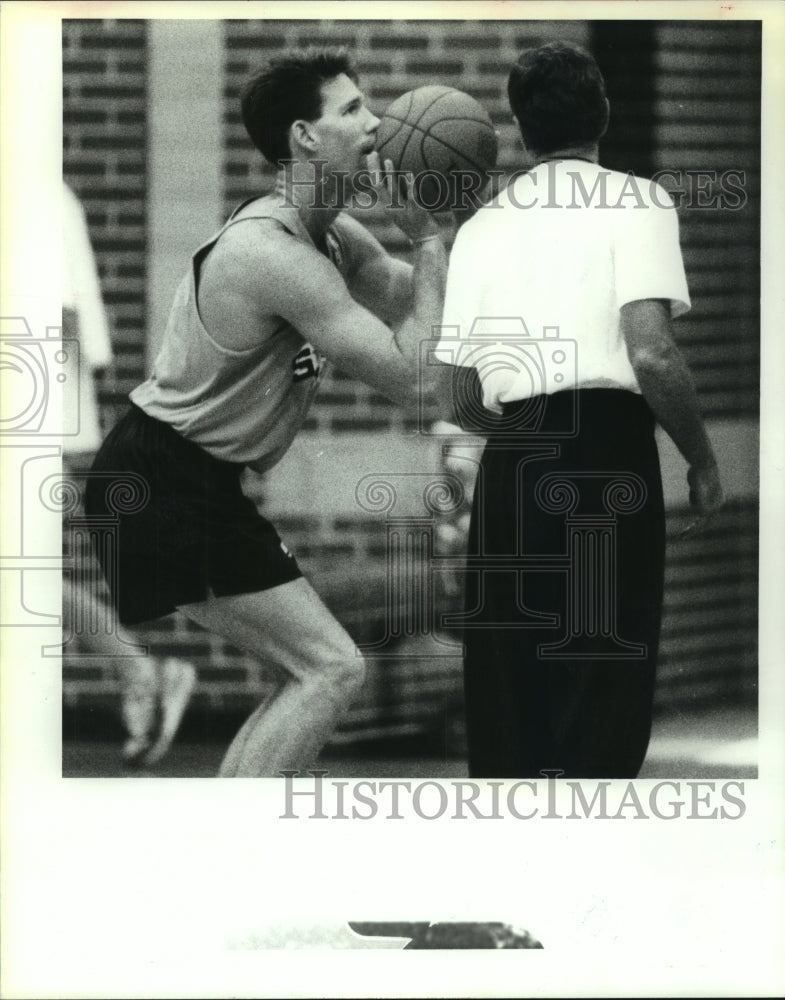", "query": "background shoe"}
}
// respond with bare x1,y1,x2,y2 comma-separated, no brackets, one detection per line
143,659,197,766
119,658,160,764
